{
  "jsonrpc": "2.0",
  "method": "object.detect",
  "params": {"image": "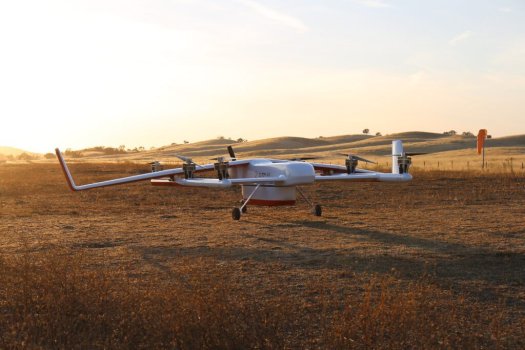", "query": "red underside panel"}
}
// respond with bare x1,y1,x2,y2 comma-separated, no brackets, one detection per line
248,199,296,206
